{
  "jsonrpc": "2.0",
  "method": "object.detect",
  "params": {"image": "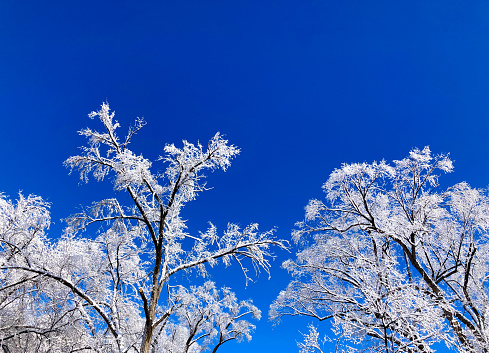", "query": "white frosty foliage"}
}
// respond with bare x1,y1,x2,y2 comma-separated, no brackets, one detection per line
1,102,287,353
152,281,260,352
297,324,330,353
273,147,489,353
